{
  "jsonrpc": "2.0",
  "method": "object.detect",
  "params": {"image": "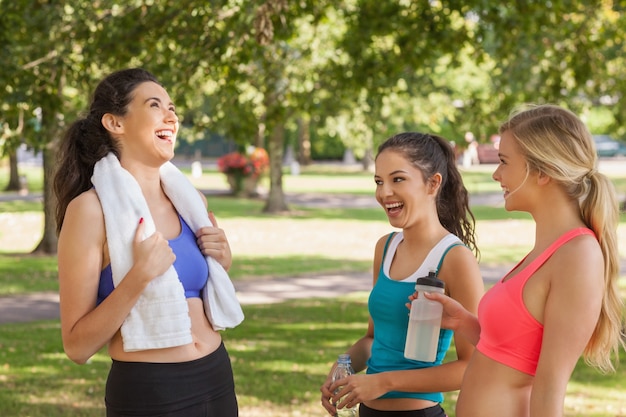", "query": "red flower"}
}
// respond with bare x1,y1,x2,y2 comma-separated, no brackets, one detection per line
217,147,269,178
